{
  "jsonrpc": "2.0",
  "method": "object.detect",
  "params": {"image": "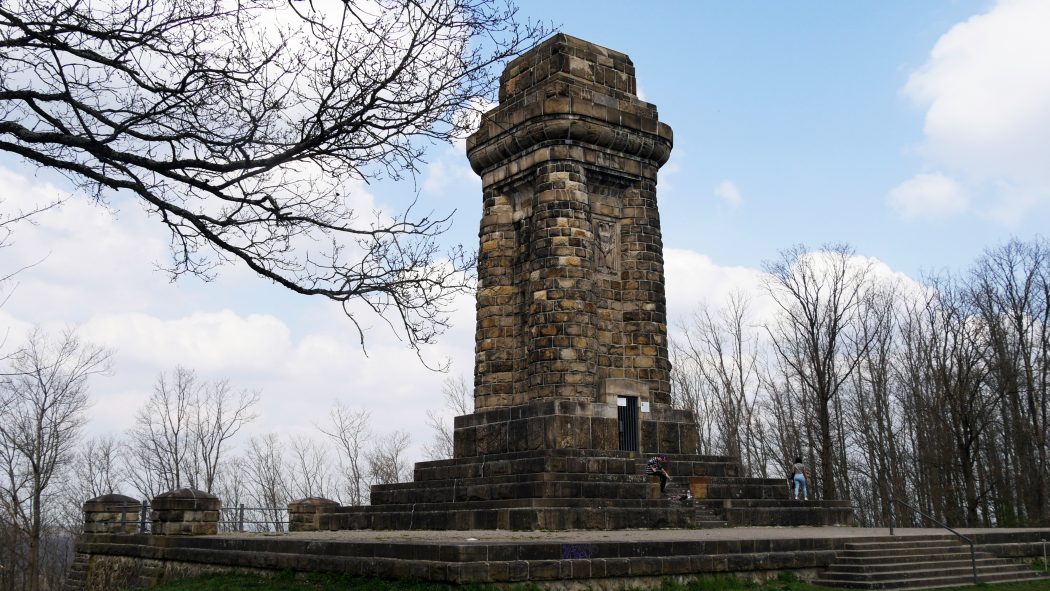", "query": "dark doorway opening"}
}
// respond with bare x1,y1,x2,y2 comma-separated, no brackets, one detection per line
617,396,639,452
